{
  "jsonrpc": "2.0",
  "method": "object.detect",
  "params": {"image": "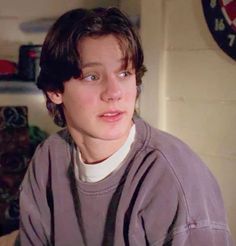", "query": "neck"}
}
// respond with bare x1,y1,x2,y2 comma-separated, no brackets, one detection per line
68,126,132,164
